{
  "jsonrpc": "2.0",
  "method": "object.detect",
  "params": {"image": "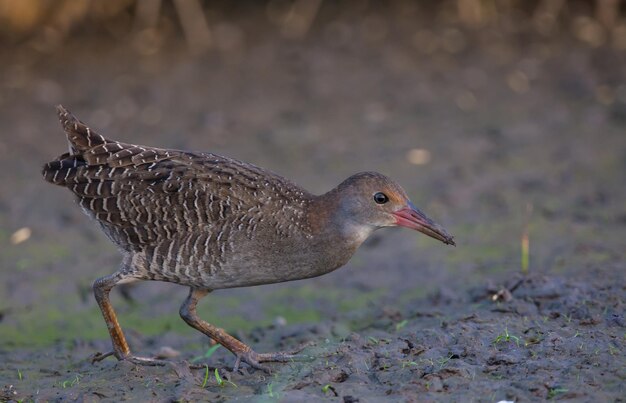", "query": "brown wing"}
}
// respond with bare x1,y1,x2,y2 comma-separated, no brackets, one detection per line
43,106,312,253
42,106,268,250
